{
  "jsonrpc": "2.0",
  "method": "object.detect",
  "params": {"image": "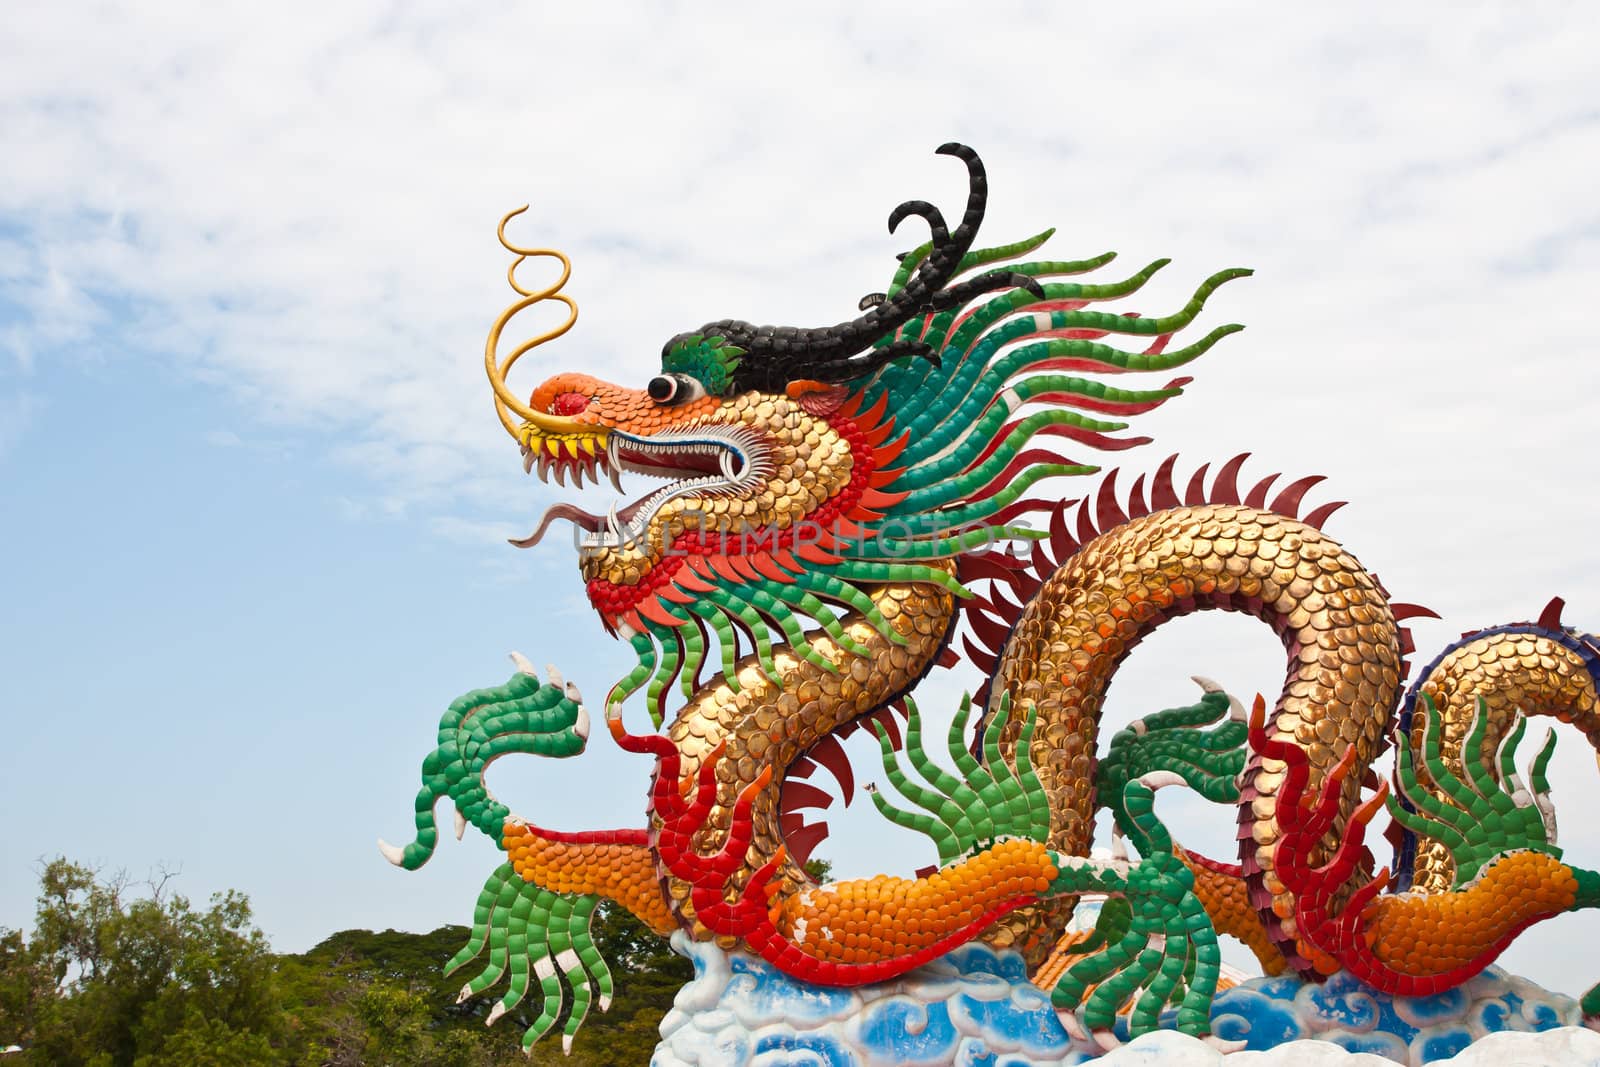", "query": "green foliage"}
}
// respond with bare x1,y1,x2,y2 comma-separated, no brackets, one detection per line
5,859,282,1067
1,861,691,1067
